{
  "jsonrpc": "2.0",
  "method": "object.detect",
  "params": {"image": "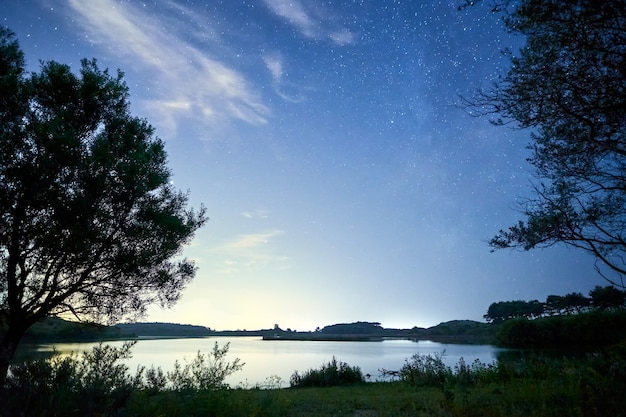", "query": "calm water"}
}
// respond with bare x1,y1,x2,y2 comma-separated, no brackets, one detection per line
26,337,505,387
